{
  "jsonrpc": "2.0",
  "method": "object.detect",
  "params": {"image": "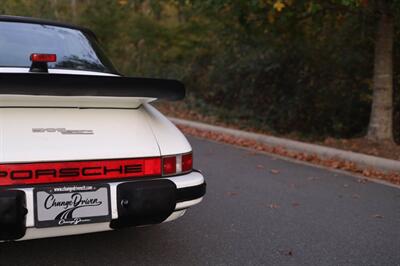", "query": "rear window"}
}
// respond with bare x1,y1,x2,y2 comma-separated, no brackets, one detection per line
0,21,117,74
